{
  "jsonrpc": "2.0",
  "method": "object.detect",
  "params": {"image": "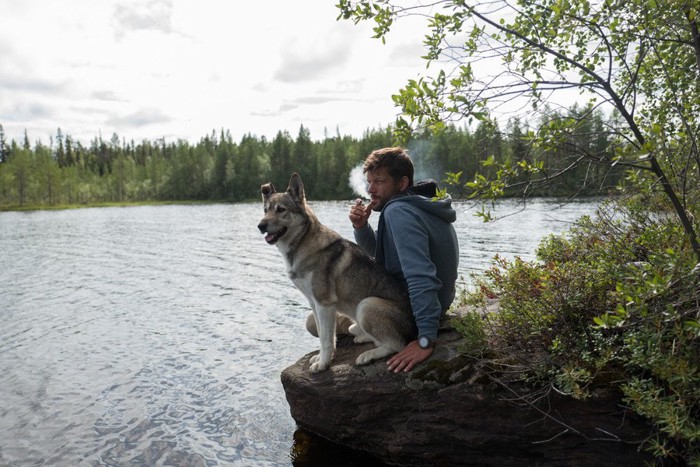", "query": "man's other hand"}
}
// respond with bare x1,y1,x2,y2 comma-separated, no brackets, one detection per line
387,340,433,373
